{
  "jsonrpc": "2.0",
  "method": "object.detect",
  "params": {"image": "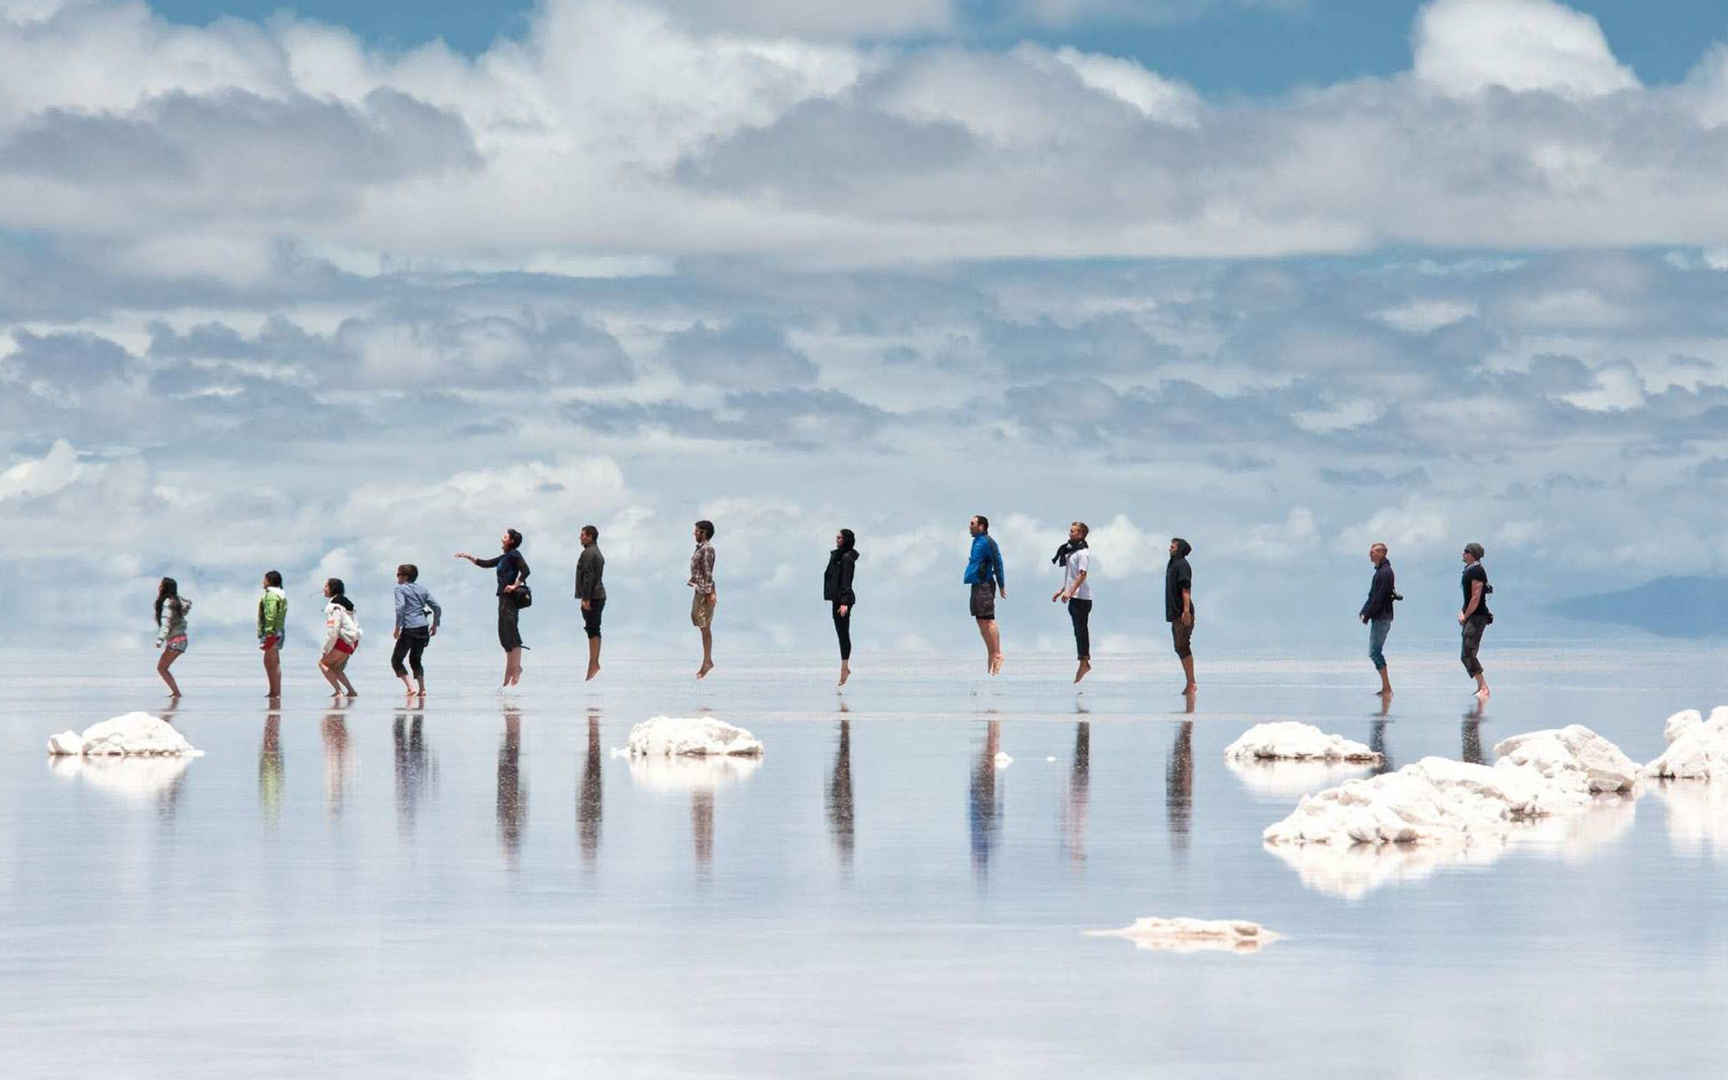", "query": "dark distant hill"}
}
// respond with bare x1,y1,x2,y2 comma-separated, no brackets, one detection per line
1549,576,1728,638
